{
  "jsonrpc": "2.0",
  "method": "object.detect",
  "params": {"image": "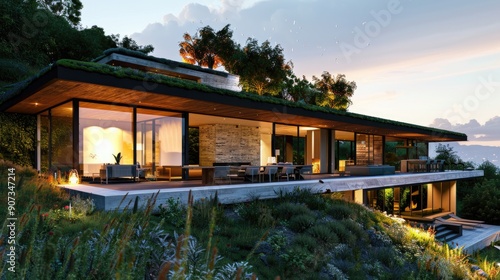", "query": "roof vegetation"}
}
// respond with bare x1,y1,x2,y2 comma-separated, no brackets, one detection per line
1,52,466,139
